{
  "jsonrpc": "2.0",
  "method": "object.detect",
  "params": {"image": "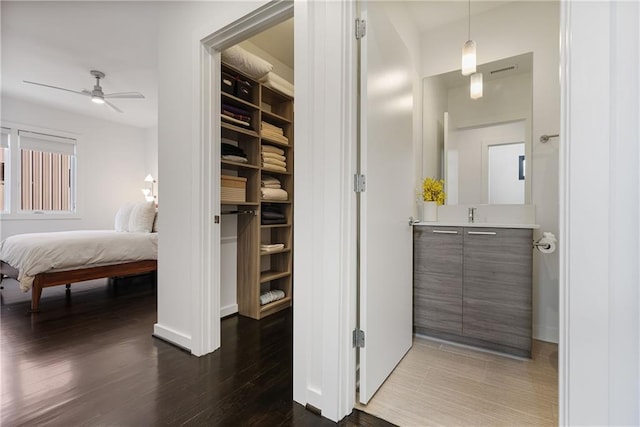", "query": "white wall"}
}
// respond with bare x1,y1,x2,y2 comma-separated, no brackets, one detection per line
0,96,149,239
420,1,560,342
561,1,640,424
154,0,268,350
